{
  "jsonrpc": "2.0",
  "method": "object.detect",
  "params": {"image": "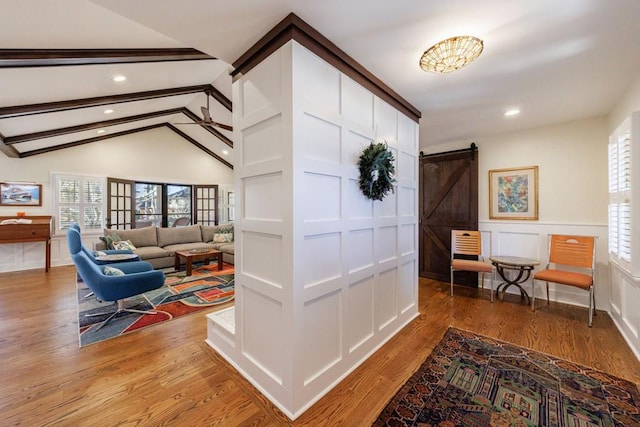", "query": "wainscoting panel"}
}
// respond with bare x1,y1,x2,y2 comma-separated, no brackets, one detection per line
241,233,284,290
242,287,285,385
301,112,341,164
243,173,284,221
302,172,341,222
302,290,342,385
609,264,640,359
480,221,608,309
376,266,399,330
346,177,374,219
378,226,398,263
208,40,418,420
242,114,284,167
302,232,342,288
346,275,375,353
347,228,374,274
